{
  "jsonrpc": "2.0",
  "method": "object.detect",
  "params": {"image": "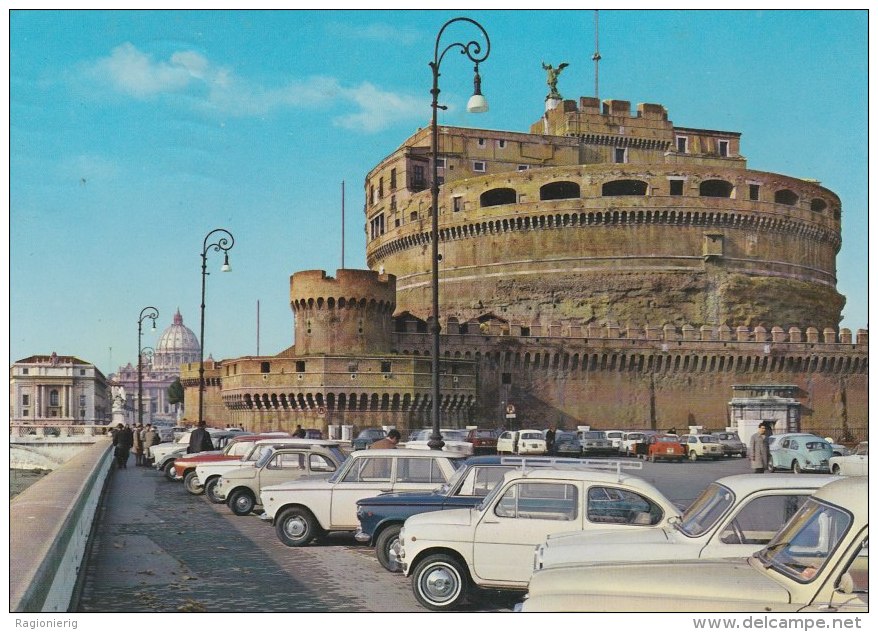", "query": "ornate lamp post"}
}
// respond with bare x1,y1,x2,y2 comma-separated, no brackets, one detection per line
198,228,234,426
428,17,490,450
137,307,159,426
